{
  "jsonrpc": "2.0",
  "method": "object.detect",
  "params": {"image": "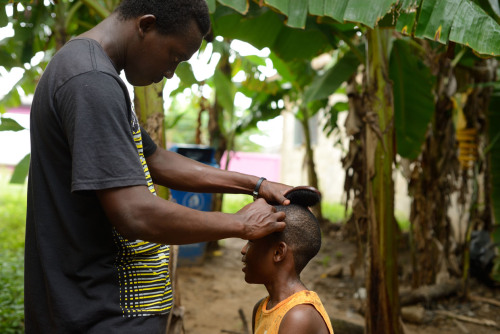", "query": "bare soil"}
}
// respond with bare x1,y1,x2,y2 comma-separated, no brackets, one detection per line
176,230,500,334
